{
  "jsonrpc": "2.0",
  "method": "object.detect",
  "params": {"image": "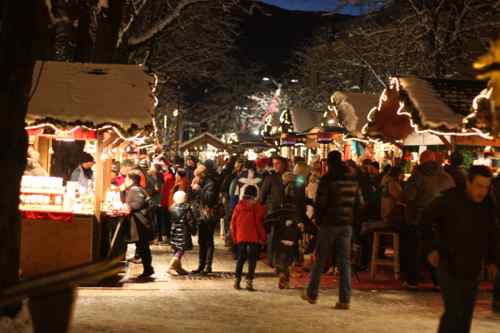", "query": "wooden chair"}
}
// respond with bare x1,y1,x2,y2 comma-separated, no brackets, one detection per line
370,231,400,280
